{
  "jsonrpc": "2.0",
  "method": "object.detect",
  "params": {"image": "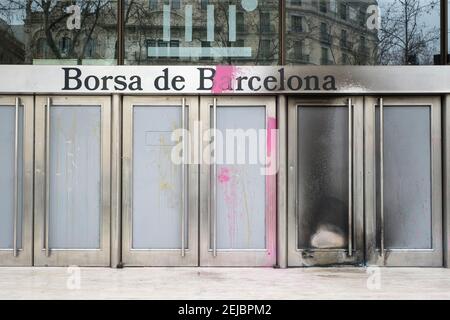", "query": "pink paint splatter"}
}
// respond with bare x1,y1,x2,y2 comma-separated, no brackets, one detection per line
265,117,277,266
218,167,231,184
267,117,277,157
212,65,237,94
218,166,238,247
